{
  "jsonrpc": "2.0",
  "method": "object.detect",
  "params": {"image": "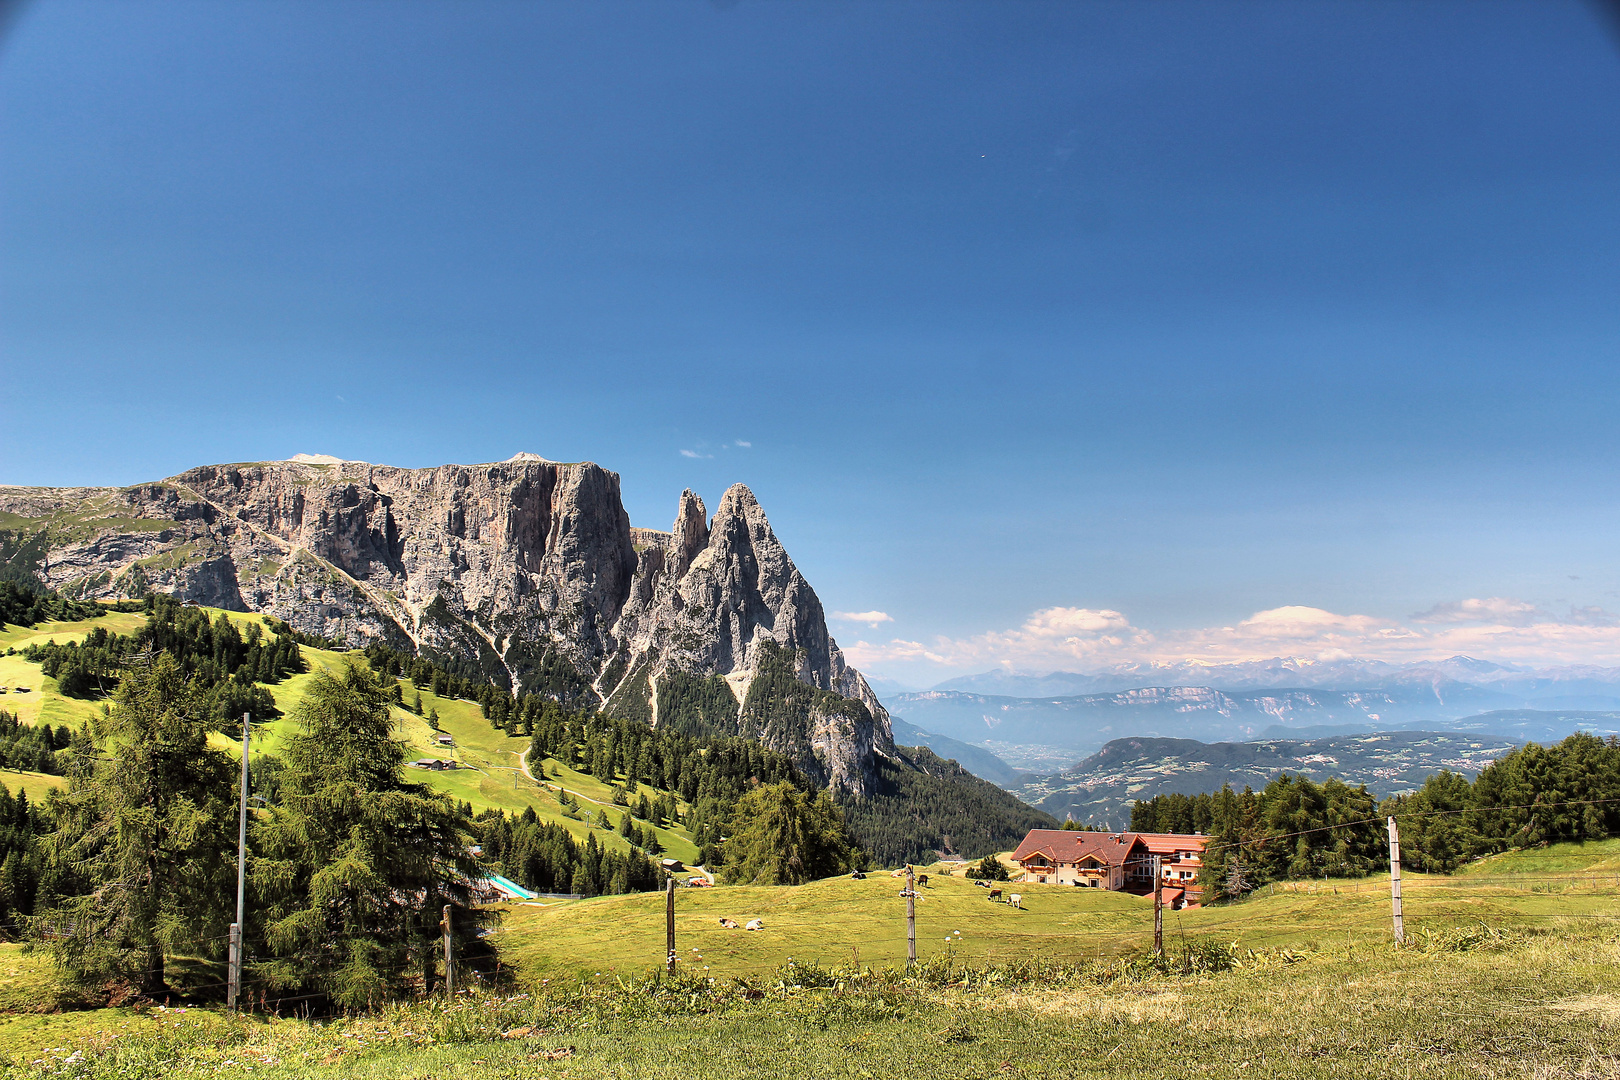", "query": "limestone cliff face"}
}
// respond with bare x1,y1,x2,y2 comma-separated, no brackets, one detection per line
612,485,896,791
0,455,894,794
